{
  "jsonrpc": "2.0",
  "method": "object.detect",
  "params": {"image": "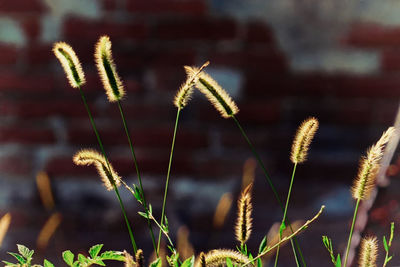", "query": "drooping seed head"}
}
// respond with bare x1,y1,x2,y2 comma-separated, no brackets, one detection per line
235,183,253,245
352,127,395,200
73,149,121,190
95,35,125,102
174,61,209,109
359,237,378,267
53,42,85,88
190,68,239,118
290,117,319,164
195,249,252,267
